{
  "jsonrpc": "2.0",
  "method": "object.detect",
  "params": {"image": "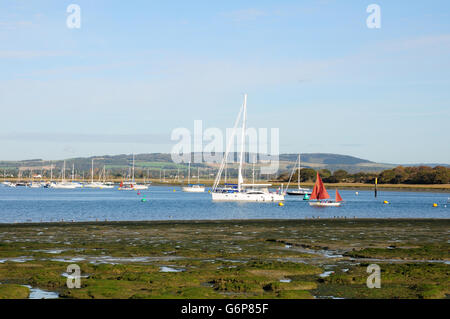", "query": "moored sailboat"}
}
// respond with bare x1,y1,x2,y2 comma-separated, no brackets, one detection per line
309,172,343,207
50,161,80,189
84,159,103,188
211,94,284,202
286,154,312,196
118,154,148,190
182,163,205,193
